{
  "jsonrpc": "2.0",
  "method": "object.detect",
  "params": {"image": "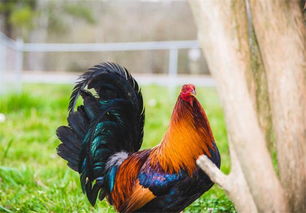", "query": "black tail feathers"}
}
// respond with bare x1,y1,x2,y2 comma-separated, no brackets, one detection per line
56,62,145,205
